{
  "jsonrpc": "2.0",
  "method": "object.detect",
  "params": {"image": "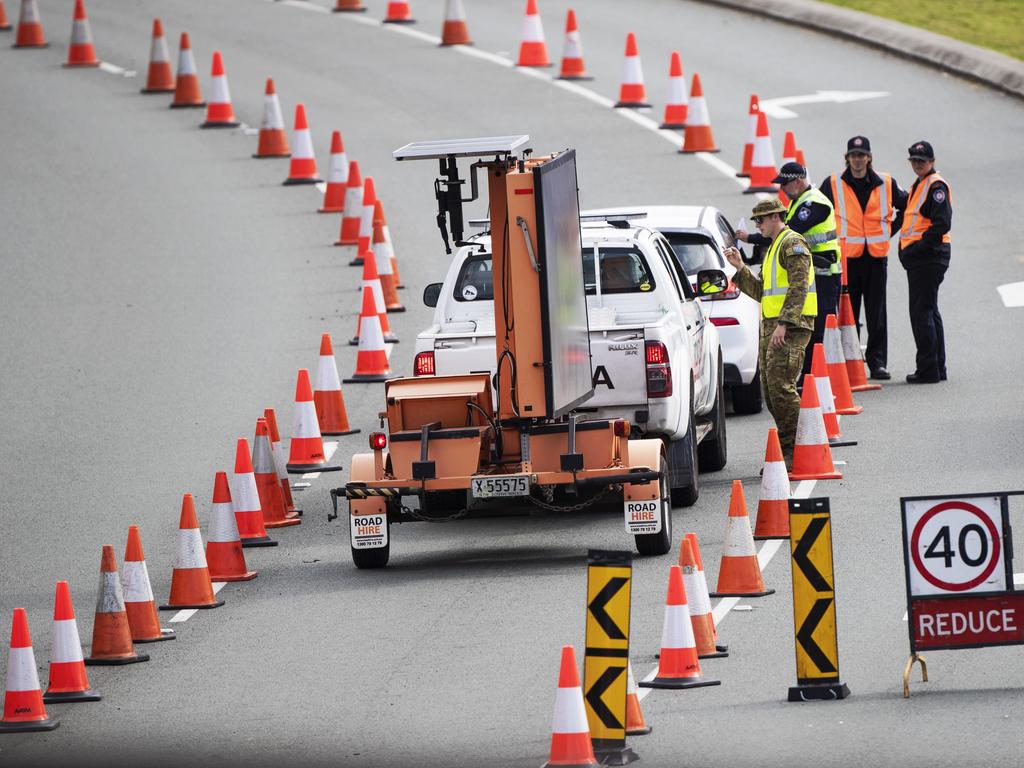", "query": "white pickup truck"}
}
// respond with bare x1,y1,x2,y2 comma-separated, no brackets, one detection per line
413,220,727,507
